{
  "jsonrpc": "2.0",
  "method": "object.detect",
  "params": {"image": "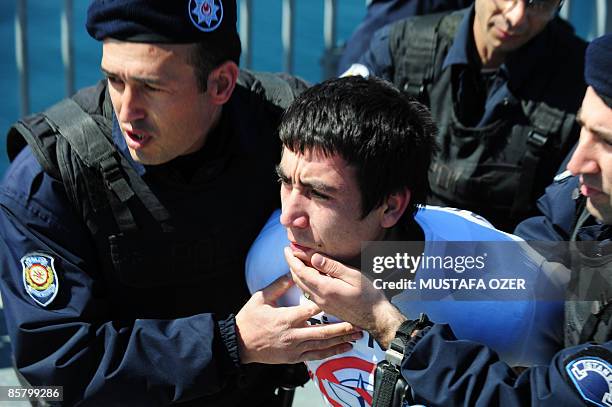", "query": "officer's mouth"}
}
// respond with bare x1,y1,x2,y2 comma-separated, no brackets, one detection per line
124,130,152,149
